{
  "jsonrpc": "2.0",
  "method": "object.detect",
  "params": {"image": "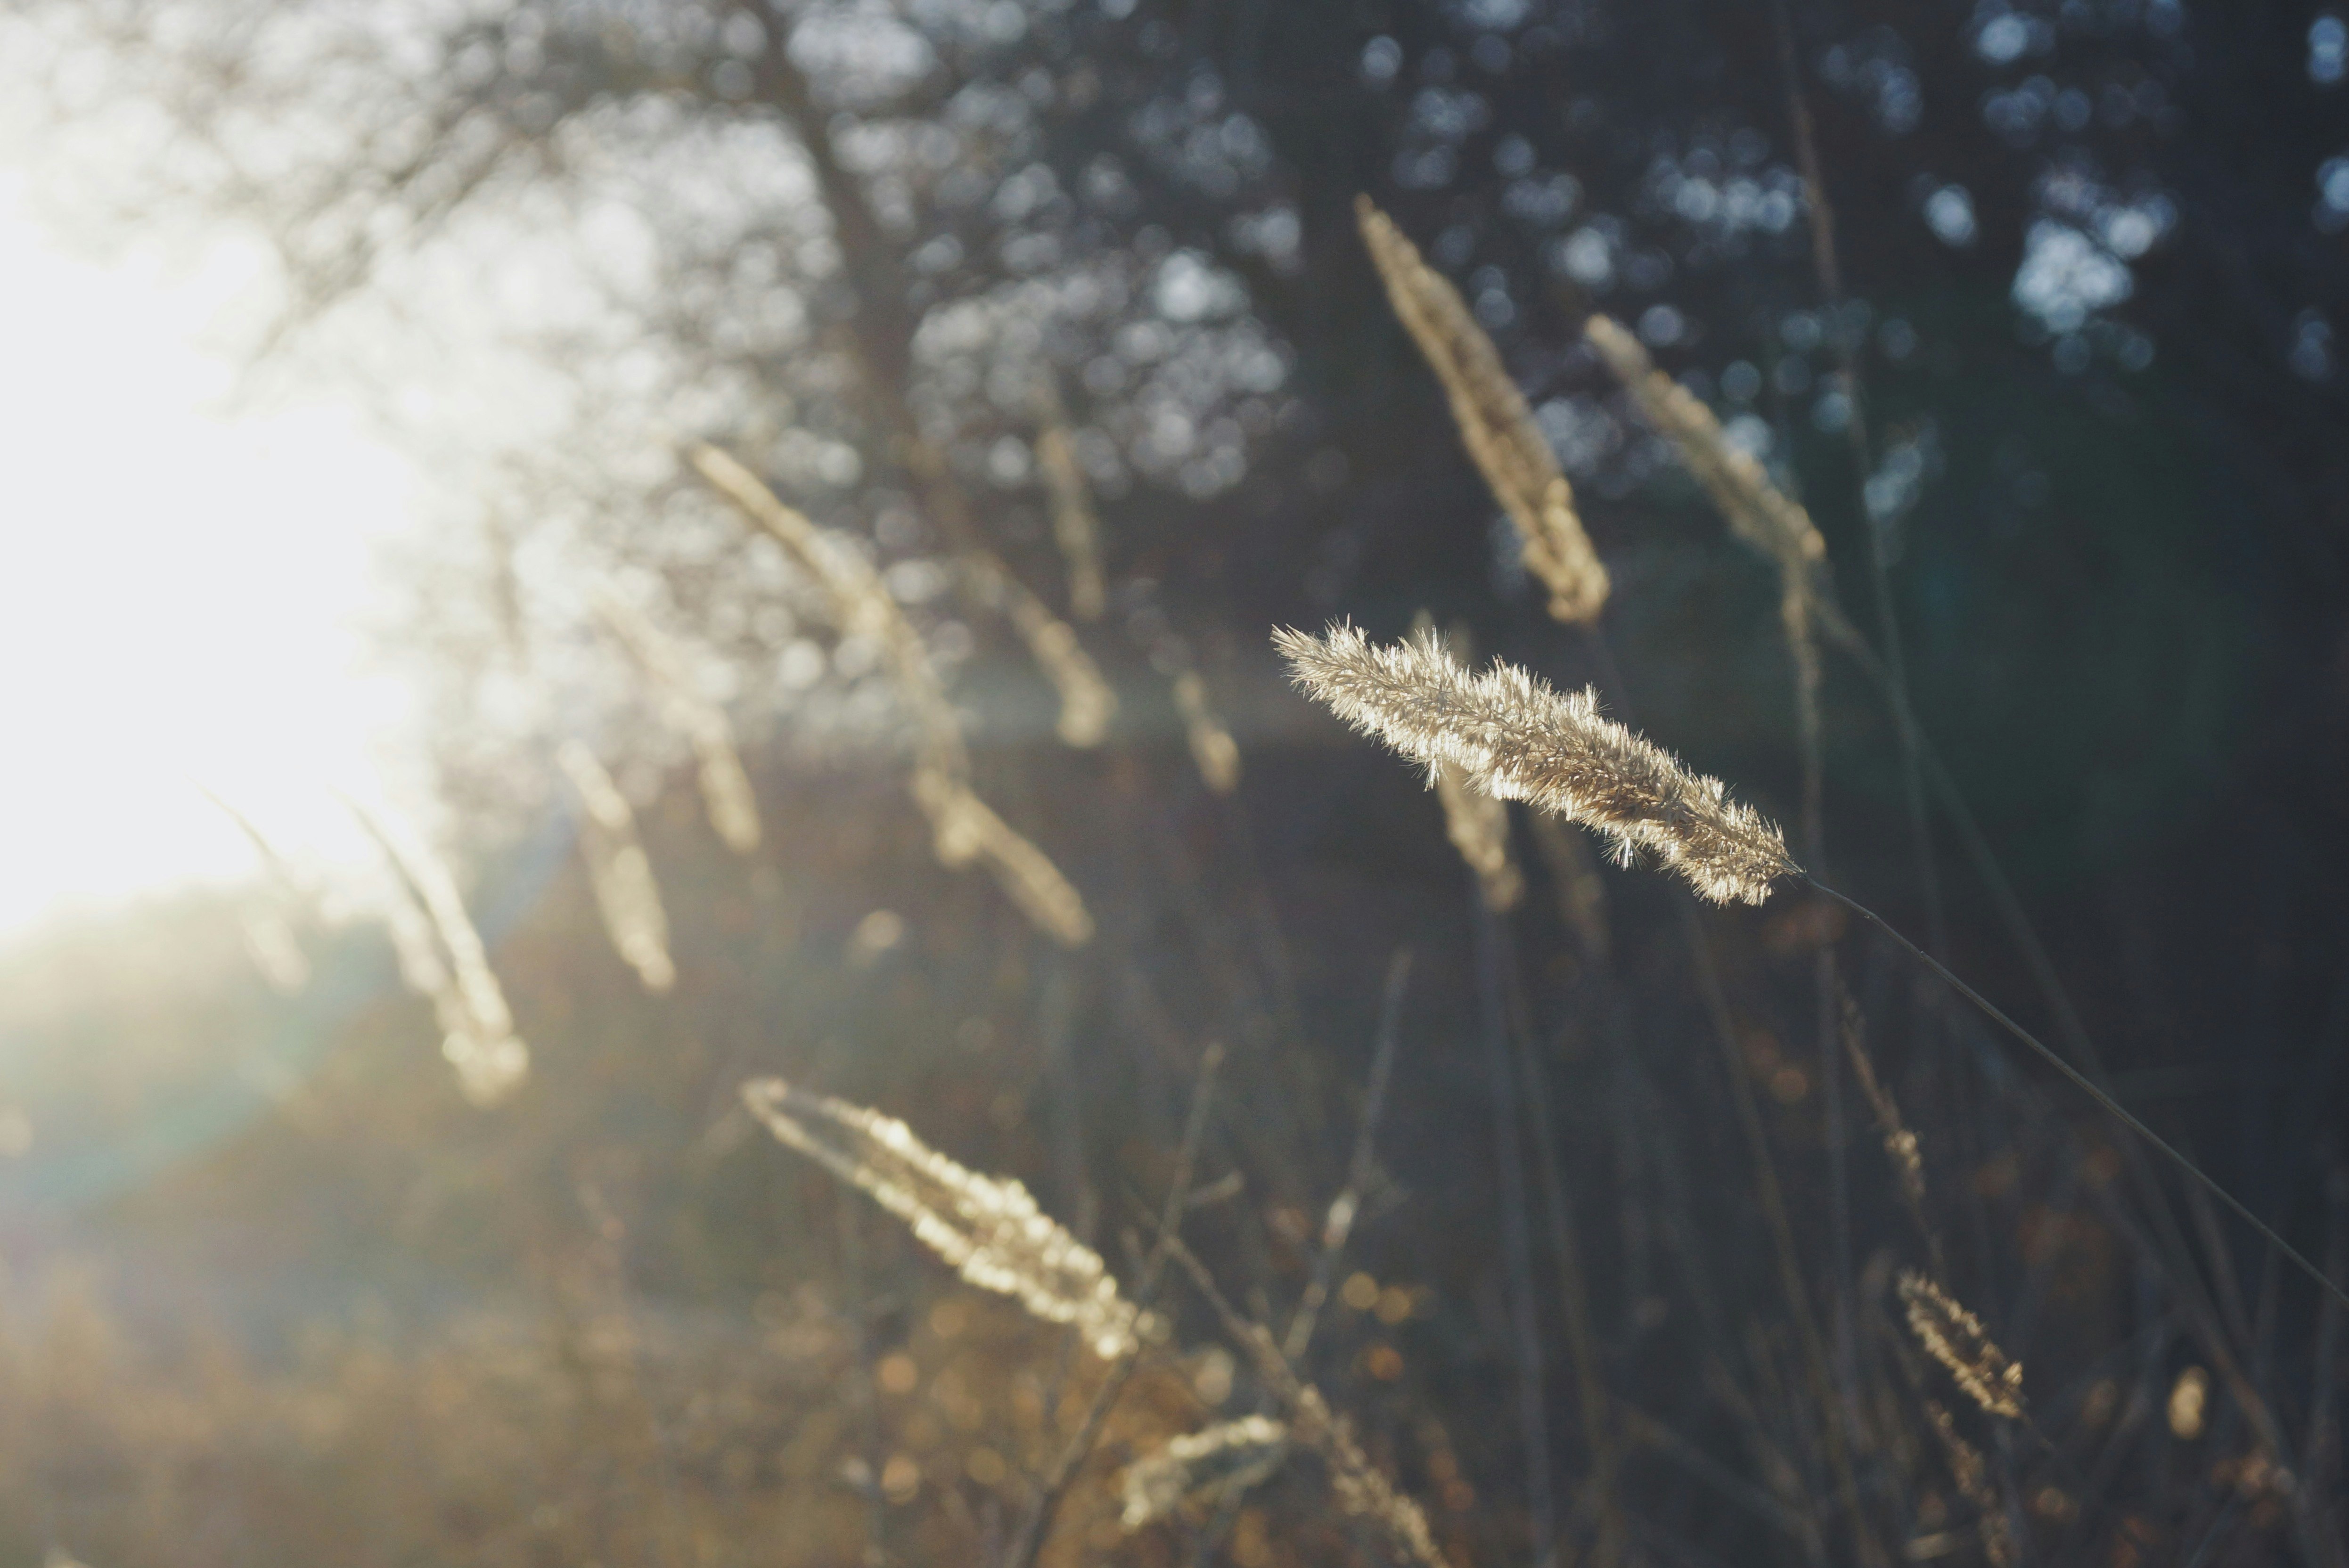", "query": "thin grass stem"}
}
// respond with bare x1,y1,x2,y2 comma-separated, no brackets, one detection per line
1804,876,2349,1317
